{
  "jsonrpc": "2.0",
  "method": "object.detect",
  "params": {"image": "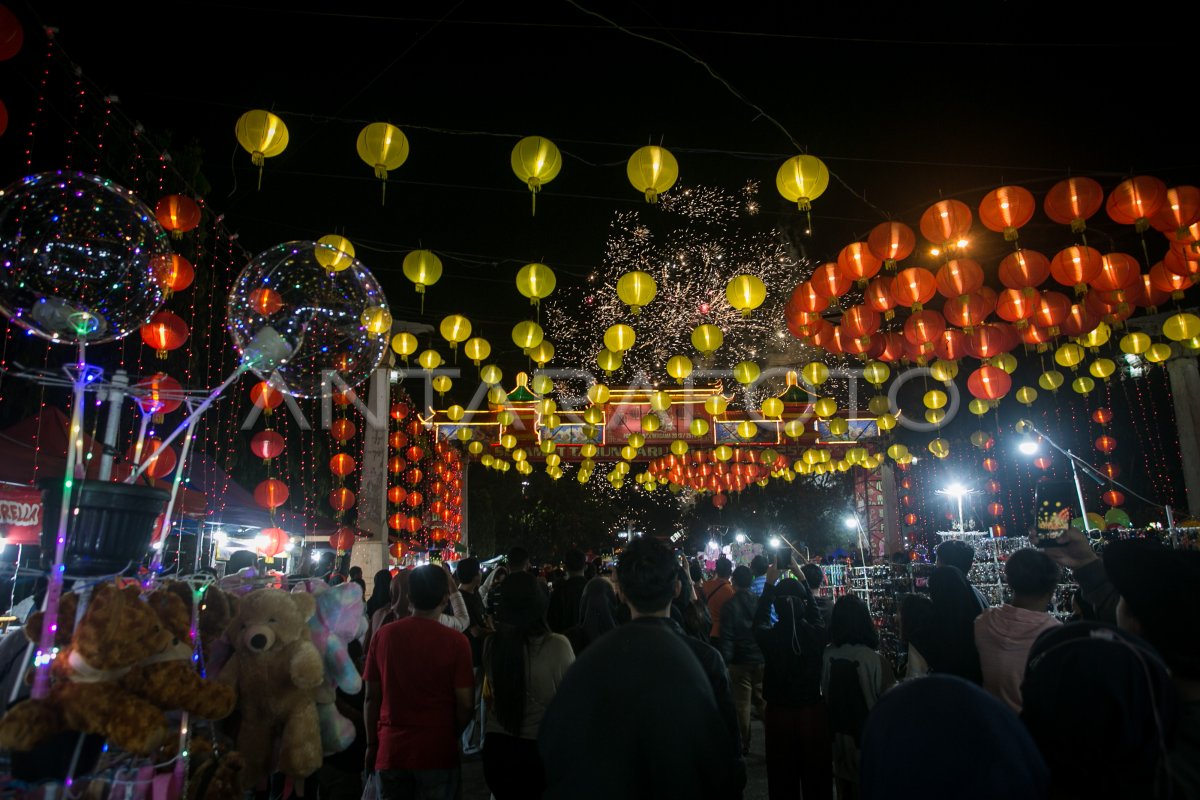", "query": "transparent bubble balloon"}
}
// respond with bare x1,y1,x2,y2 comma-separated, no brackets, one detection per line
0,171,171,344
228,241,391,398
